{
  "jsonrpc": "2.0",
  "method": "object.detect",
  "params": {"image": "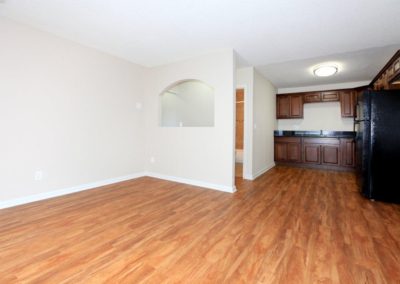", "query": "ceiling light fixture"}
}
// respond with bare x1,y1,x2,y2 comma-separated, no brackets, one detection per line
313,65,338,77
